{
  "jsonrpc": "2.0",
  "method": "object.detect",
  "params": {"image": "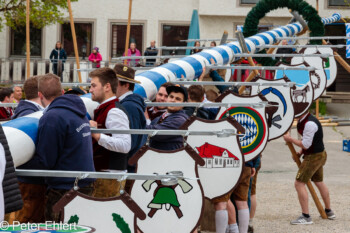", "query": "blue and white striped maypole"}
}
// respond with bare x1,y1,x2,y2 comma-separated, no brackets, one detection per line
4,14,341,167
133,13,341,100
